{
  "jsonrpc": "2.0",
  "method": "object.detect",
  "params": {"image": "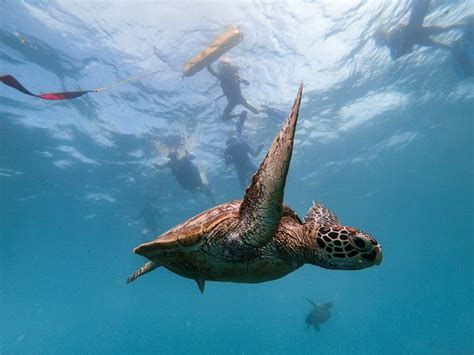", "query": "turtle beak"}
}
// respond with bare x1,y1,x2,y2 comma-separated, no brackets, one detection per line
361,245,382,266
374,246,382,265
